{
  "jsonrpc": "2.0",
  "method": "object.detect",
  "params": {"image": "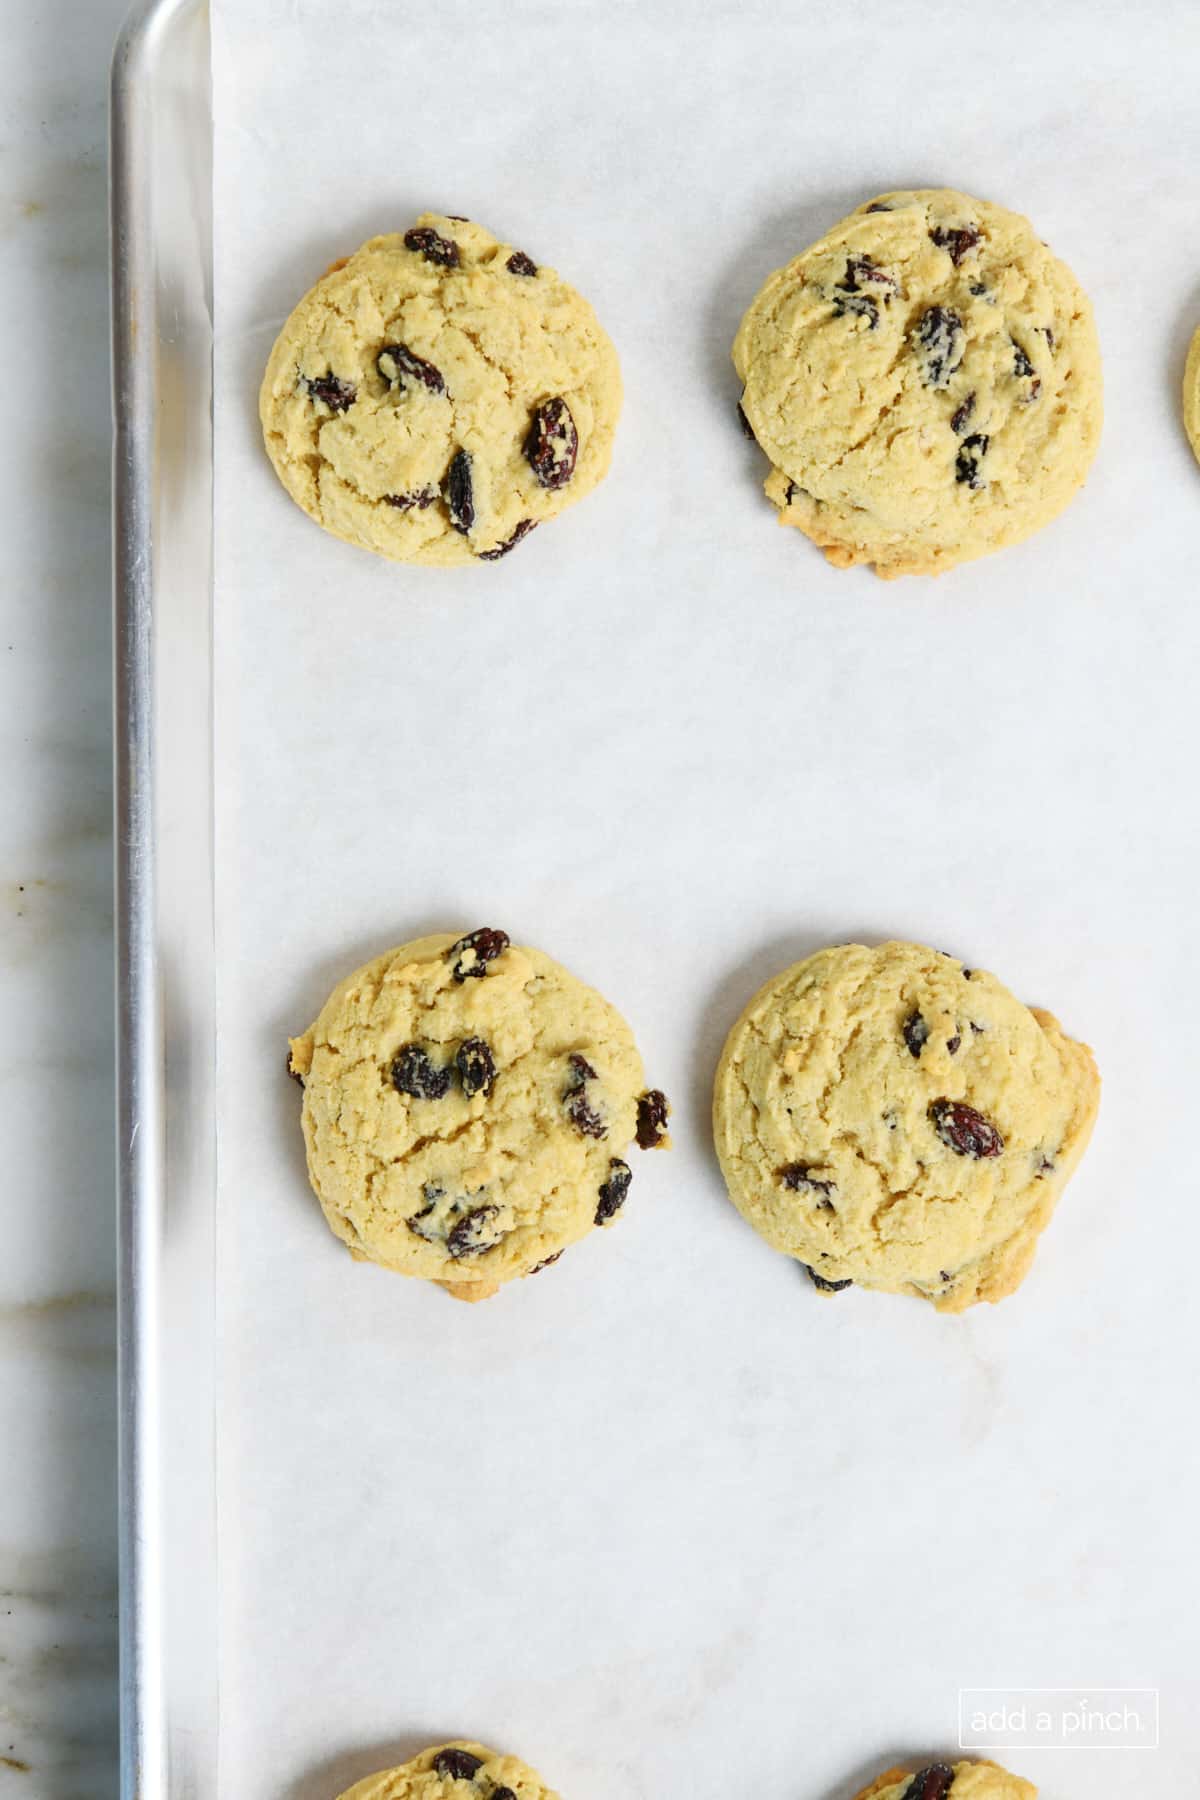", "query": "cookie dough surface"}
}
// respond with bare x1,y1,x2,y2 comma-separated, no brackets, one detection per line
260,213,622,565
713,941,1099,1309
289,931,664,1298
733,188,1102,577
1184,322,1200,467
337,1742,559,1800
855,1761,1036,1800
